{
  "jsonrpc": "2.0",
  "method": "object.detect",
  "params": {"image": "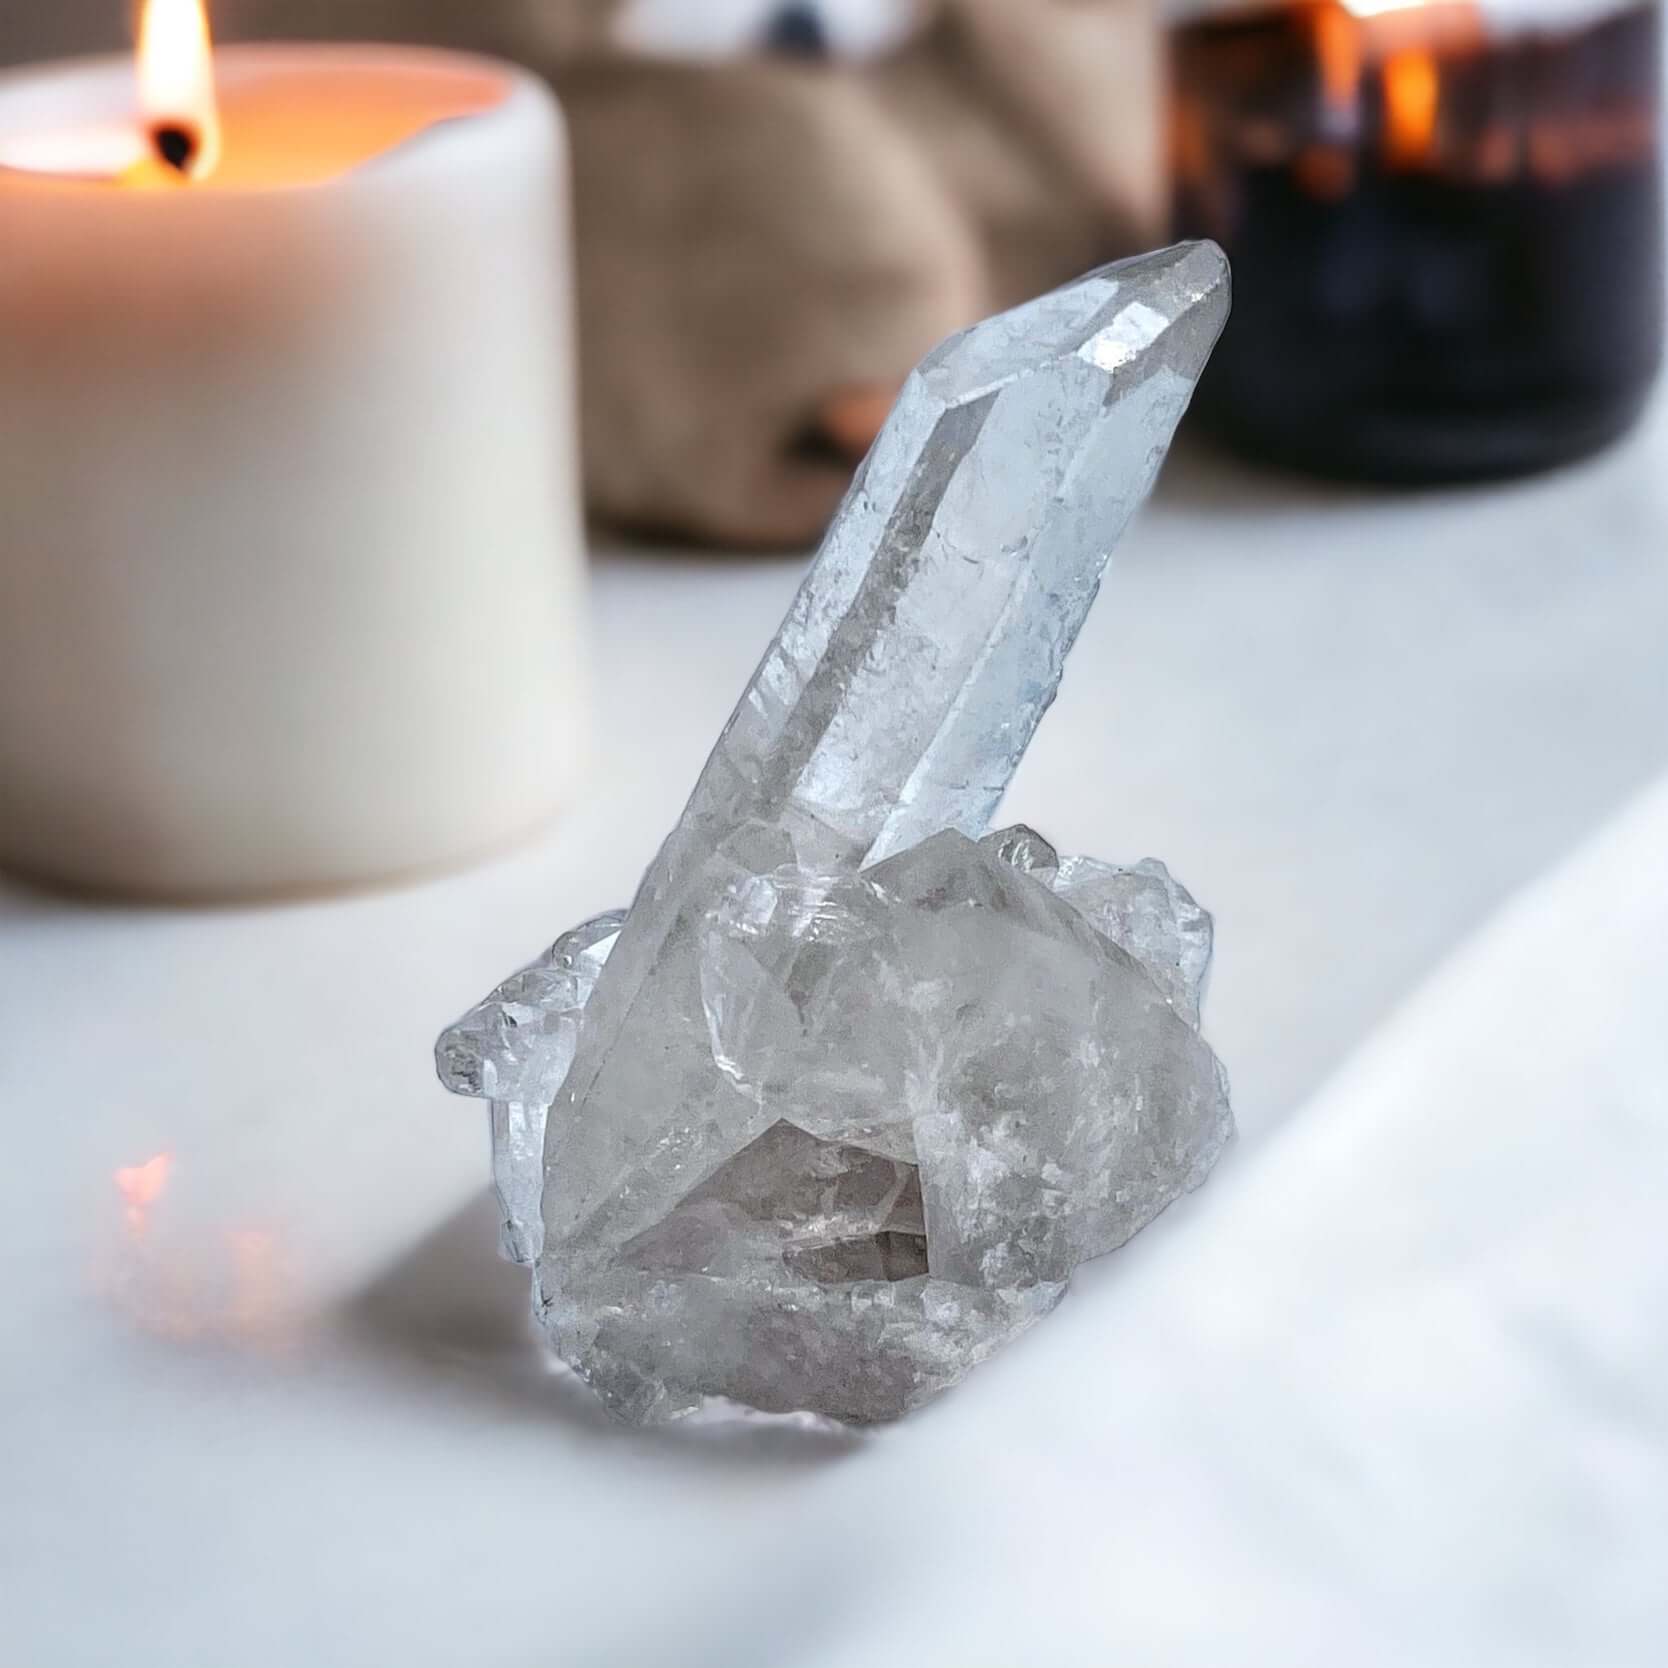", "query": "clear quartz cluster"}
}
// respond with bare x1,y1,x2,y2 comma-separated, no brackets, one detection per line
438,243,1235,1424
